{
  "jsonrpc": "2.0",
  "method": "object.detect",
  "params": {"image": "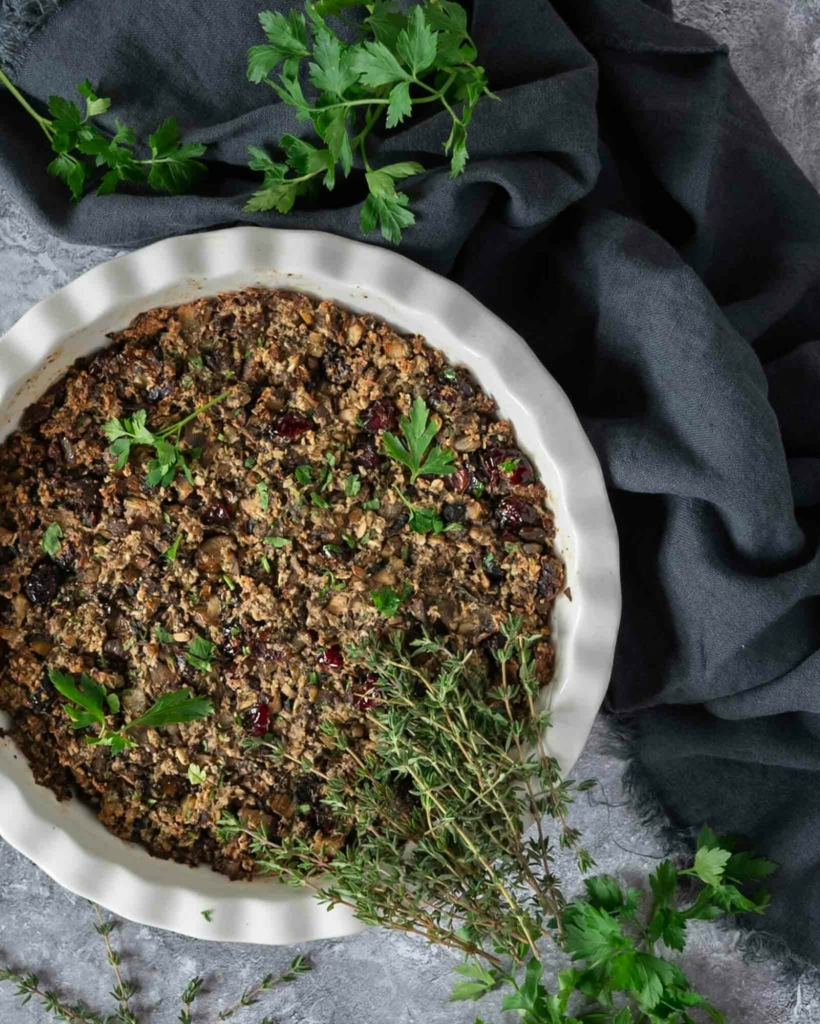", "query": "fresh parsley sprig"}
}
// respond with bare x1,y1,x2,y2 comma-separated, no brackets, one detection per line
382,395,456,482
0,70,207,200
49,669,213,754
246,1,493,242
102,392,229,488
